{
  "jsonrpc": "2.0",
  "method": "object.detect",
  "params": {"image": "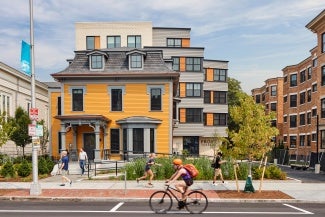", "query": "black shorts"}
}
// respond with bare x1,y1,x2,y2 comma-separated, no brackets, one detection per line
184,178,193,186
